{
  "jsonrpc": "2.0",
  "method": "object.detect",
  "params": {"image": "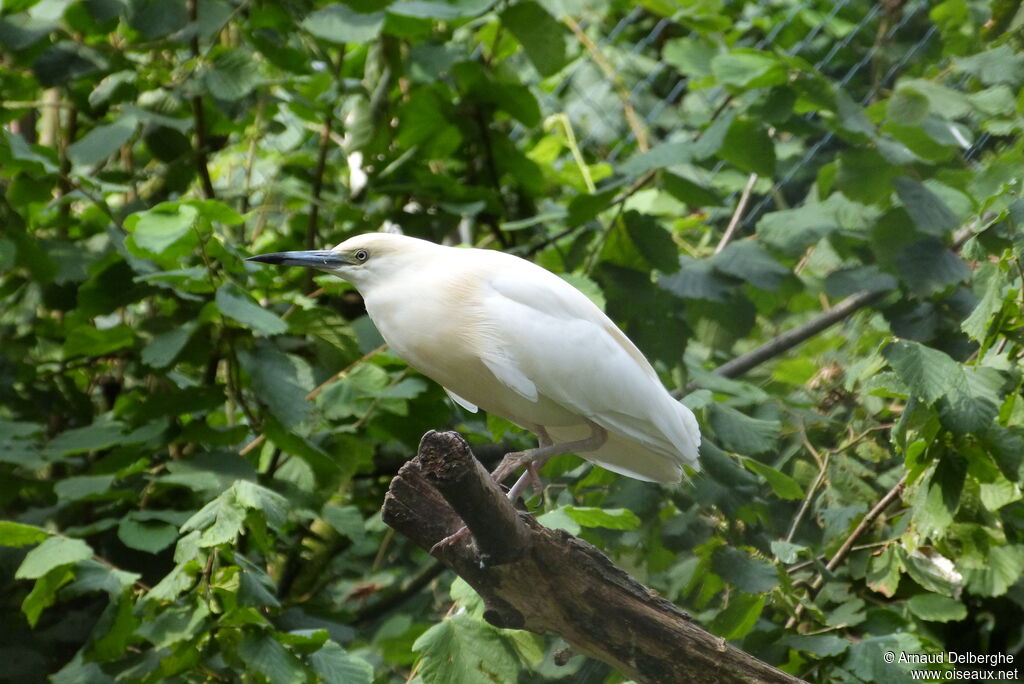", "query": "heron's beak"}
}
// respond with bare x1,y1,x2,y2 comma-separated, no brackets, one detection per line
246,250,349,269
